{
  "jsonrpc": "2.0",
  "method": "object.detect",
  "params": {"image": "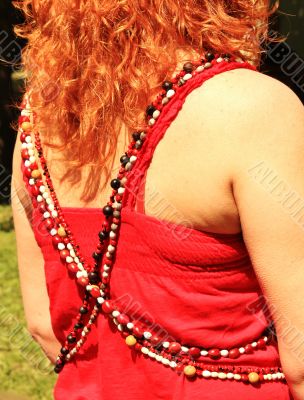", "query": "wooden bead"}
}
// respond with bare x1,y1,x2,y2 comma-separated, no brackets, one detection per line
57,226,67,237
21,121,33,131
125,335,137,347
31,169,41,179
248,372,260,384
183,365,196,377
